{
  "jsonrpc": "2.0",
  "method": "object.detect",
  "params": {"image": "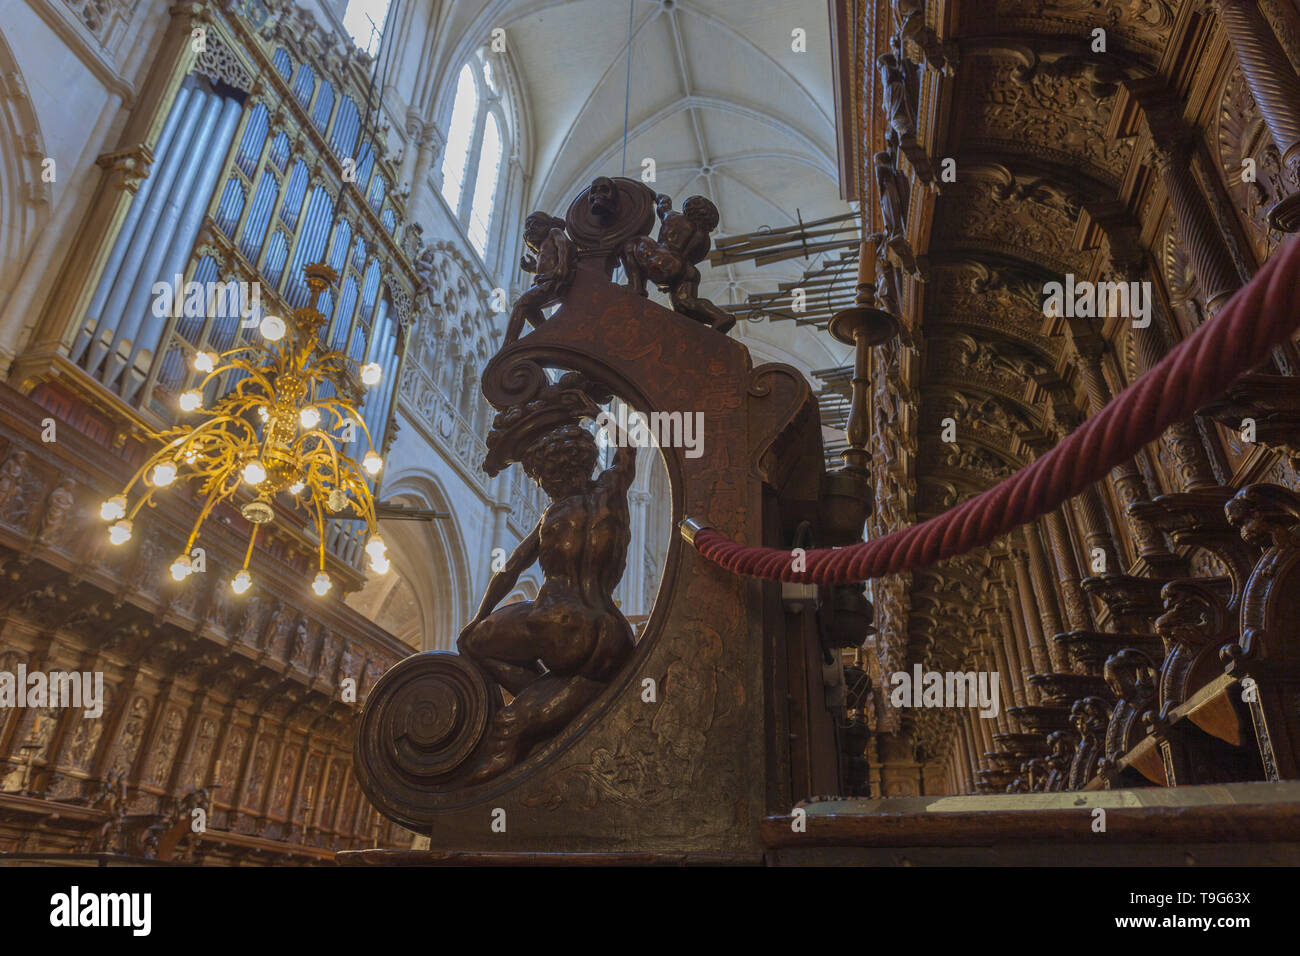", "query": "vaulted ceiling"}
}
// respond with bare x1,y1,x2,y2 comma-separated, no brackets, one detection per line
423,0,857,376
